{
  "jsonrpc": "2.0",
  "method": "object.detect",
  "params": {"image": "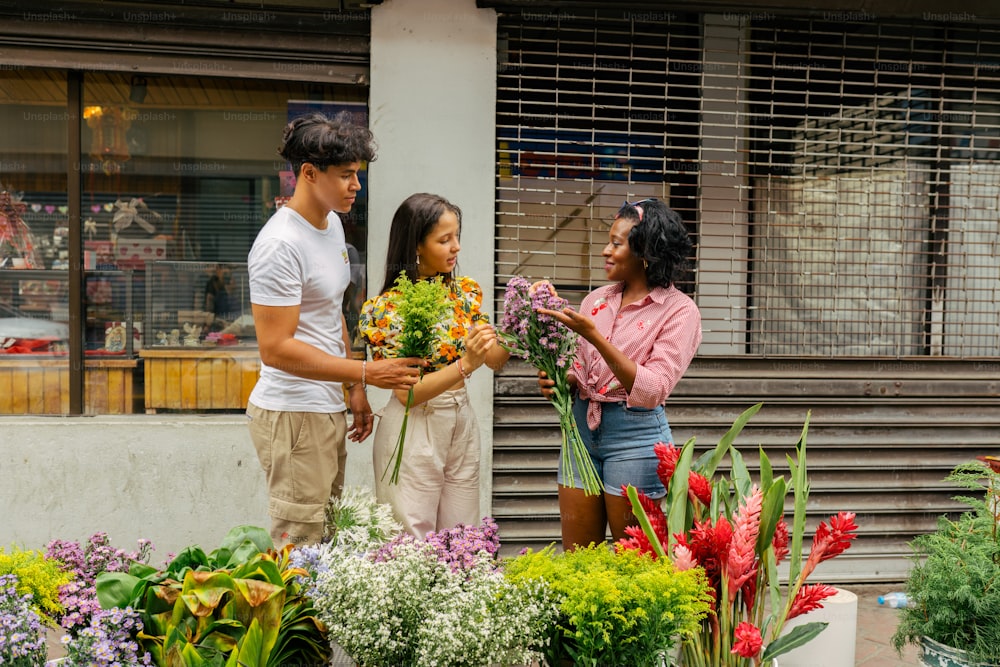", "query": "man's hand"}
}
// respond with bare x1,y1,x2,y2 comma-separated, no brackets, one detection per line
366,357,427,390
346,384,374,442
